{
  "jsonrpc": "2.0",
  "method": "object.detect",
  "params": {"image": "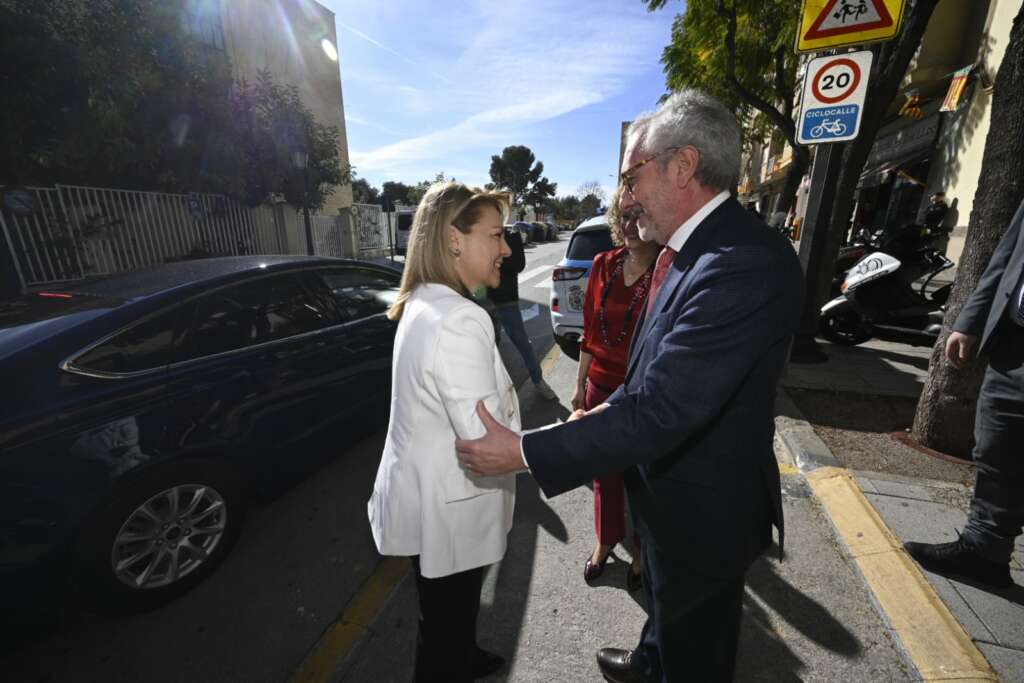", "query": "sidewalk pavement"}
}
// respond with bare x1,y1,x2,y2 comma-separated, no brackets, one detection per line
323,349,914,682
778,339,1024,681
